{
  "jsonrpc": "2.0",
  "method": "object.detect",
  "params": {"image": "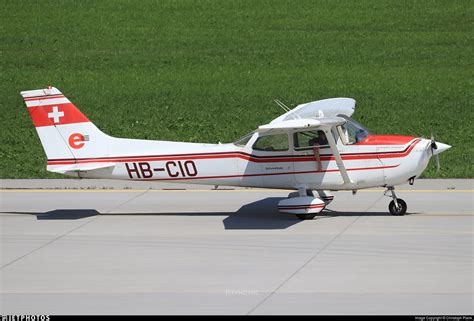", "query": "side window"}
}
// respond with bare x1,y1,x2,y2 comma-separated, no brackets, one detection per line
337,125,349,145
336,116,370,145
341,124,357,144
253,133,289,152
294,130,328,150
